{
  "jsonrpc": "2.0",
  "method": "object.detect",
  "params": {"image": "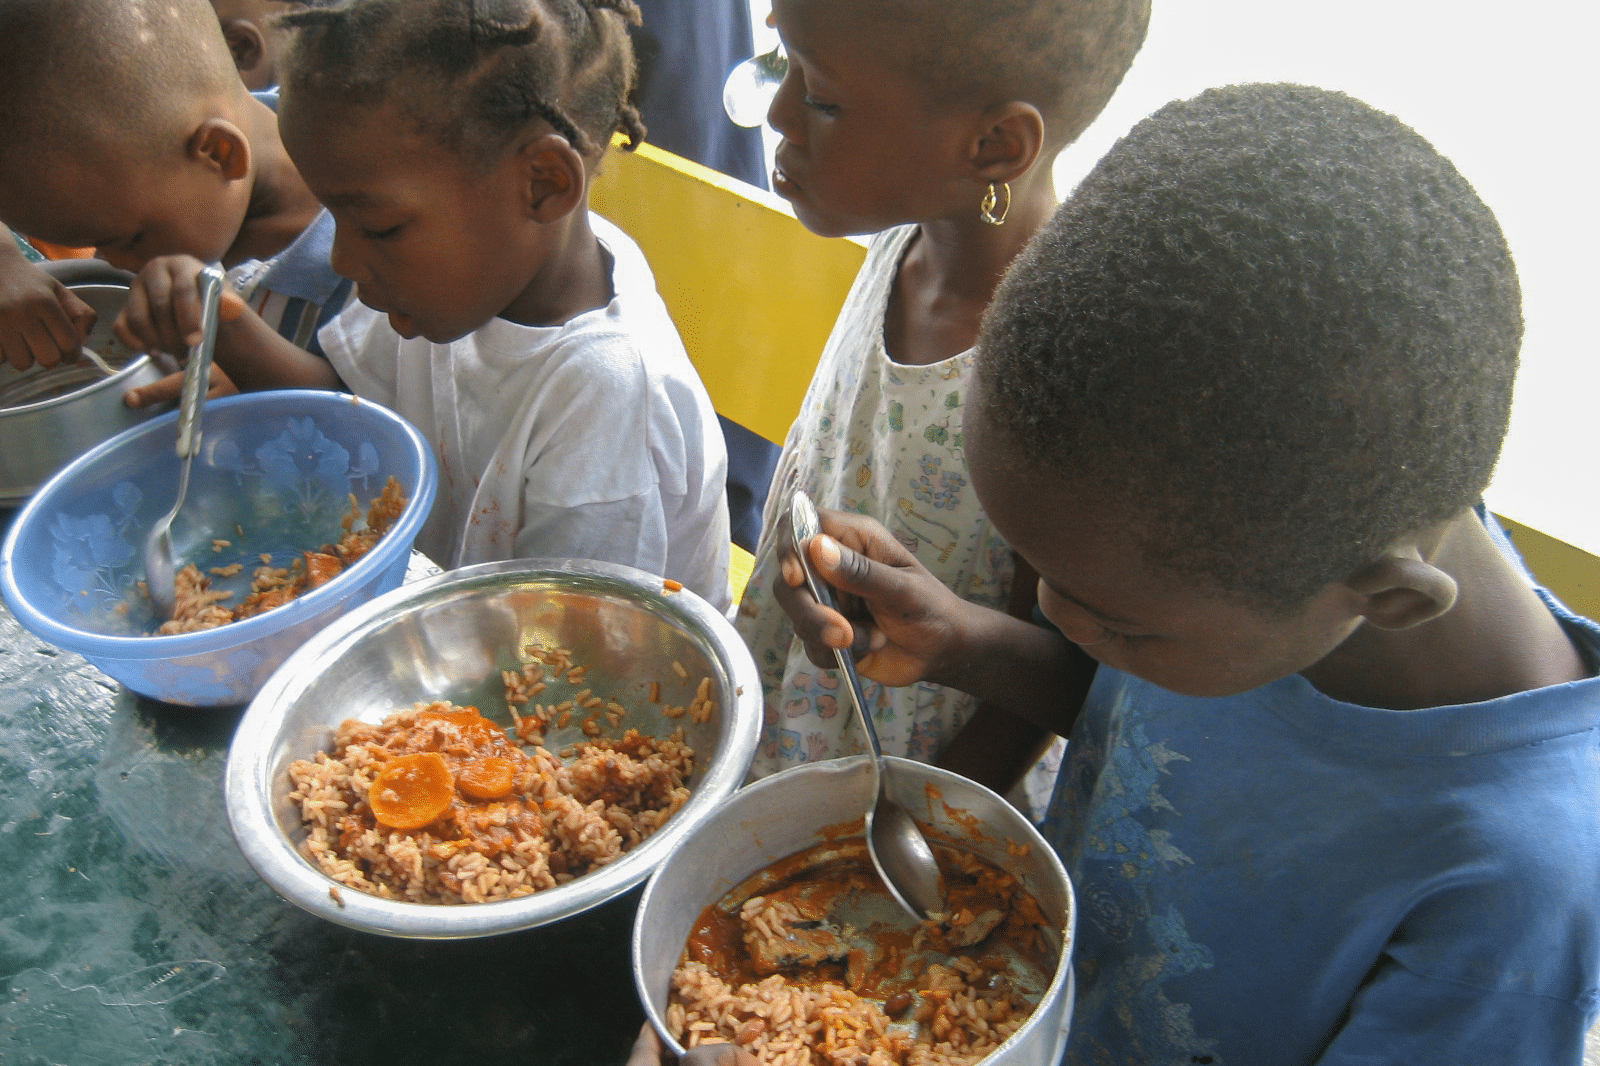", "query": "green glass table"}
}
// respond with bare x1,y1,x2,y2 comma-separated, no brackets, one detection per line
0,516,647,1066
